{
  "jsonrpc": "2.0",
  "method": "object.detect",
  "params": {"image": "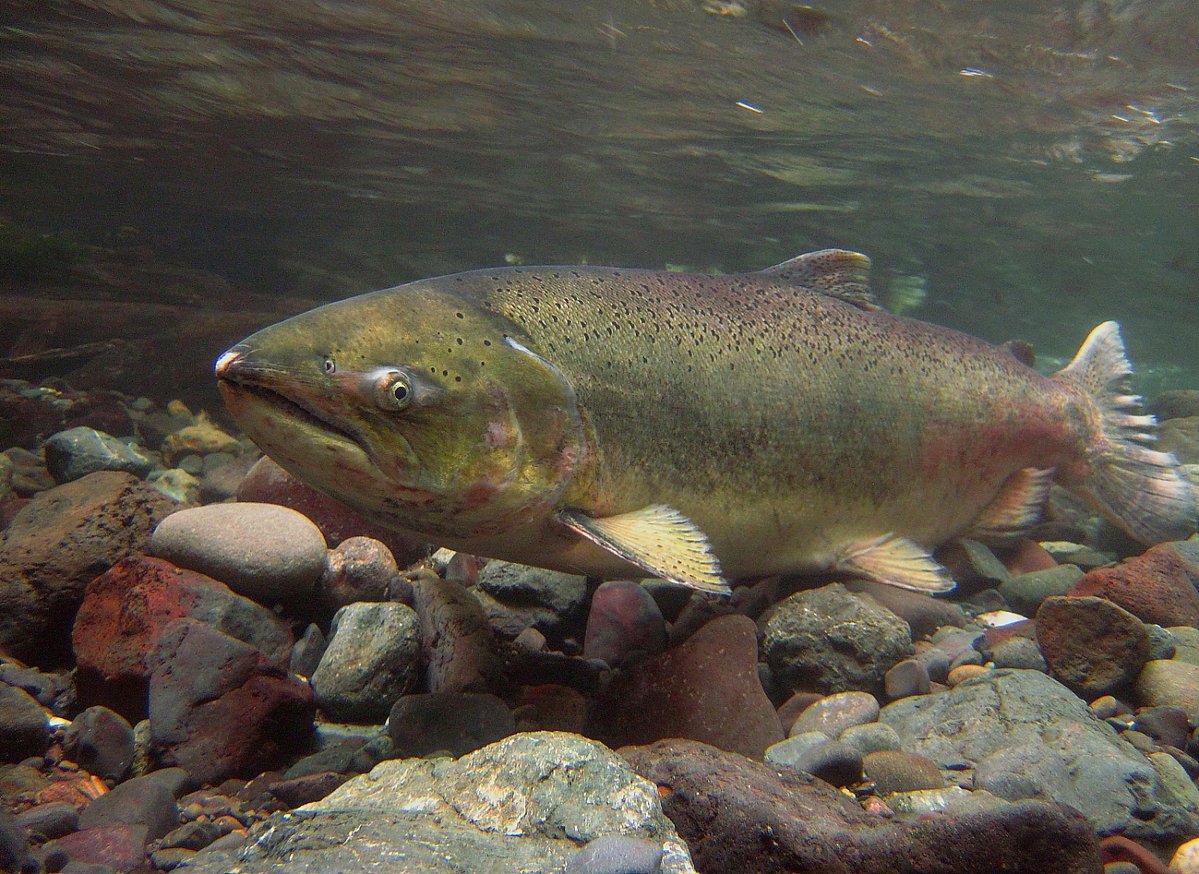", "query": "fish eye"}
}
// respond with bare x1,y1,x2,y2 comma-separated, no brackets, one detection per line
322,355,336,375
375,371,413,411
